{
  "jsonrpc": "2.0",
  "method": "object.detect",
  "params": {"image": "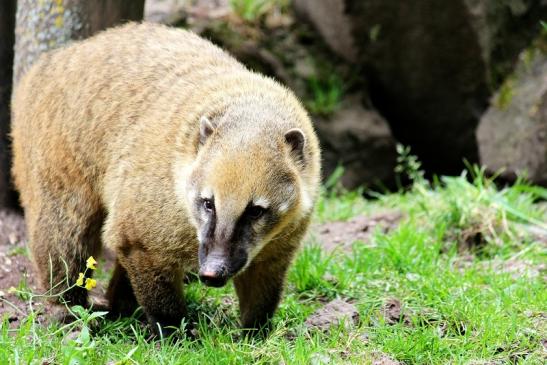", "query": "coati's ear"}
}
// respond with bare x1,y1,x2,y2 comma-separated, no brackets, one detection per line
199,116,216,145
284,128,306,164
